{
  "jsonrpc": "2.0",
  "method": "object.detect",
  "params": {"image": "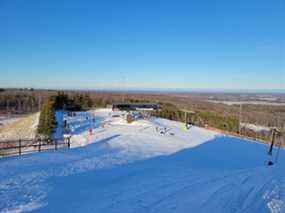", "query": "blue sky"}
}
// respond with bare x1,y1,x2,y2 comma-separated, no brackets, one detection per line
0,0,284,90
